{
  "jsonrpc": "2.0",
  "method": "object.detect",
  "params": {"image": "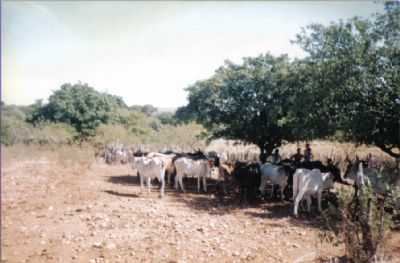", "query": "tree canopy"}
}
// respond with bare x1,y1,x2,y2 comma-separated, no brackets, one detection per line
28,82,127,138
177,4,400,160
177,54,303,161
294,3,400,158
